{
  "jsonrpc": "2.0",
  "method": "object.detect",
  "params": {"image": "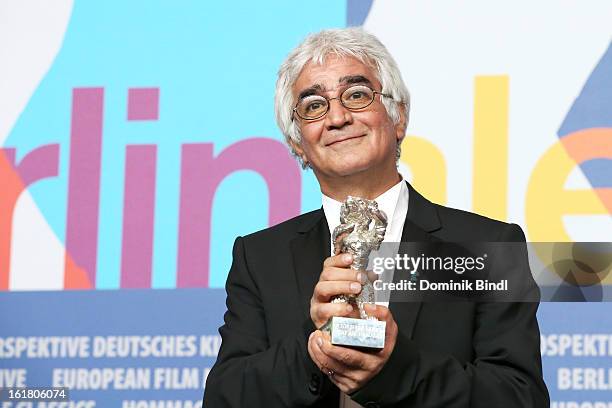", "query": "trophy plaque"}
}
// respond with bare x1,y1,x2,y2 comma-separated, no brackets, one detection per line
321,196,387,349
